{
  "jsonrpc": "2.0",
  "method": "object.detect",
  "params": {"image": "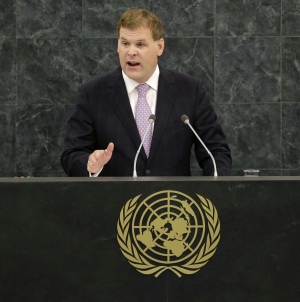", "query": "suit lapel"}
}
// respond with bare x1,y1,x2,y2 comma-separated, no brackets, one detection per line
108,68,142,152
148,68,178,164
